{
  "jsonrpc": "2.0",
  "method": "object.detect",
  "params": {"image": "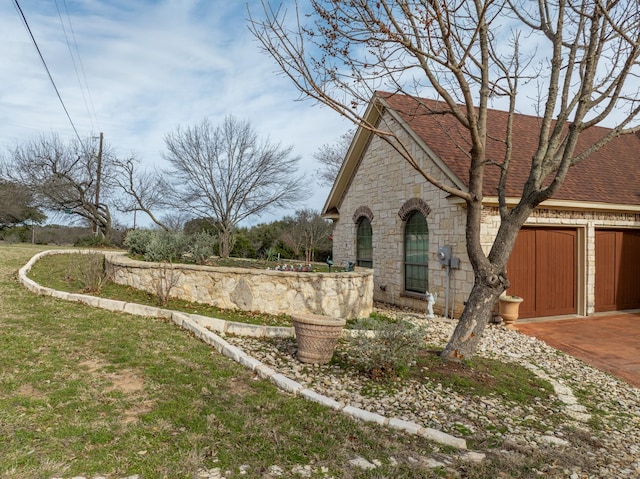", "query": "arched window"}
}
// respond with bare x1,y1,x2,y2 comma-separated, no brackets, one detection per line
356,217,373,268
404,211,428,293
